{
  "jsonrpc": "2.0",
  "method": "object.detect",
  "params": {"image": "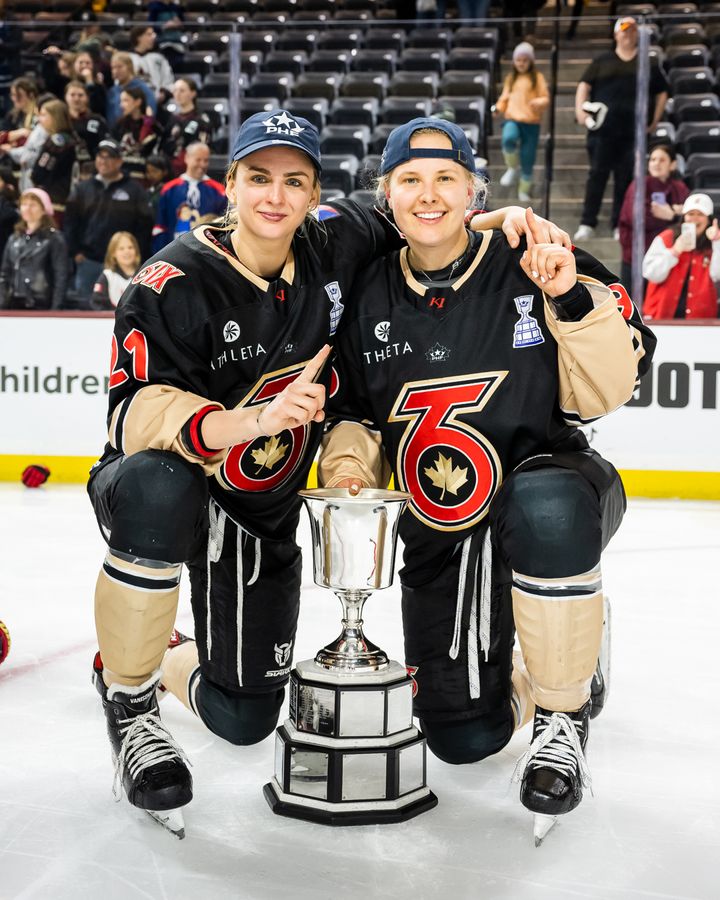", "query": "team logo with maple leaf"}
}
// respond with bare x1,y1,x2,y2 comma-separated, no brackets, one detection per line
390,372,506,530
218,363,312,493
